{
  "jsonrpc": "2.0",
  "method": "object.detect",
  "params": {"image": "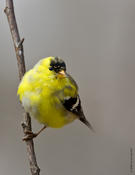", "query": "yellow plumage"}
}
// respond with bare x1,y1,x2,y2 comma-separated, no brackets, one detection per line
18,56,93,132
18,57,78,128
